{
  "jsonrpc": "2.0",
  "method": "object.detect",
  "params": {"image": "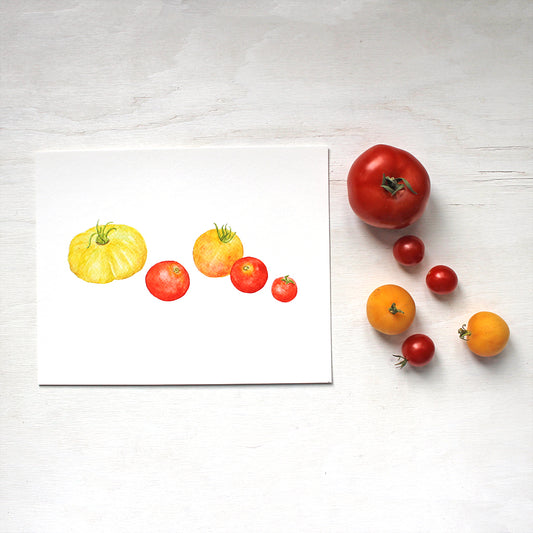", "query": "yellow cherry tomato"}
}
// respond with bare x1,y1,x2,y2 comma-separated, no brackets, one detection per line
366,284,416,335
459,311,510,357
68,221,147,284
